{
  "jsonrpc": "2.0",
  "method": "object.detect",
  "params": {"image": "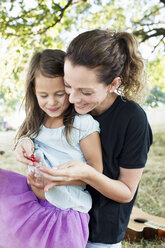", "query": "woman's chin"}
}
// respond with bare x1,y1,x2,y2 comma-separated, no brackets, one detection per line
74,105,89,114
75,104,97,115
